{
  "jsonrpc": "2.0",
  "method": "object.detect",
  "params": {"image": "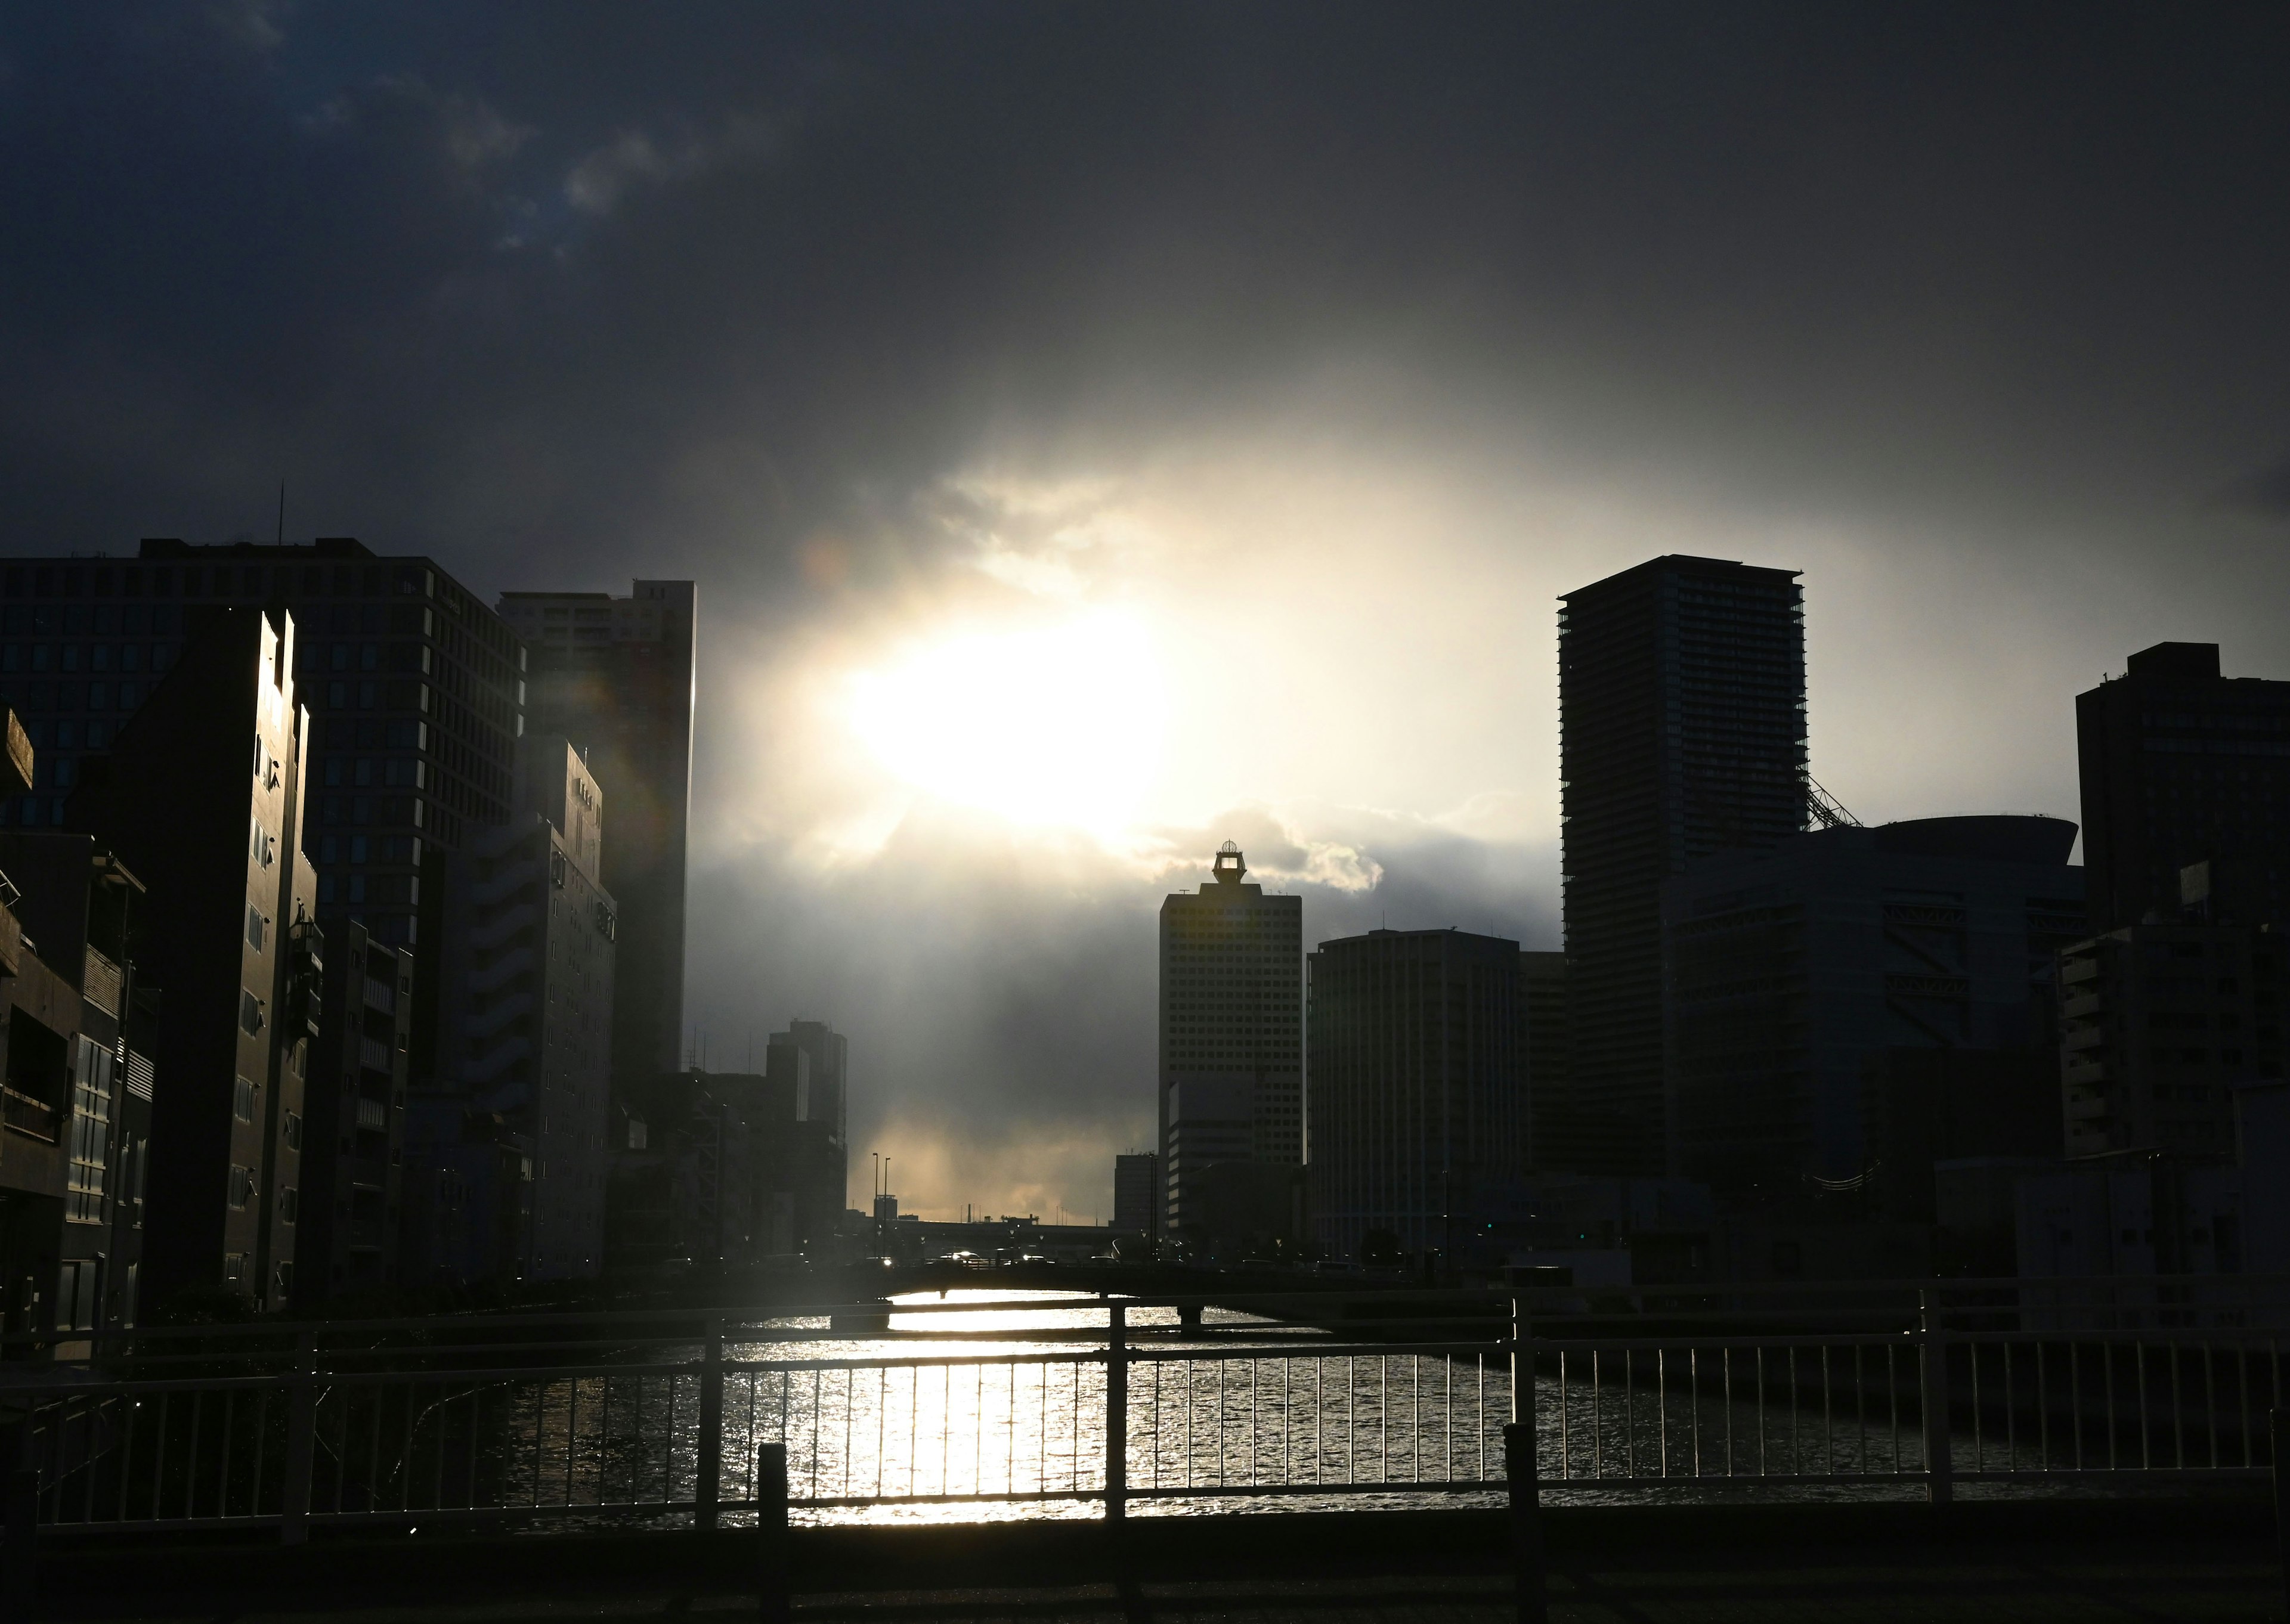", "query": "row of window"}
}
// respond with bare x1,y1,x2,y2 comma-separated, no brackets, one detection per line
0,643,175,674
5,561,424,602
